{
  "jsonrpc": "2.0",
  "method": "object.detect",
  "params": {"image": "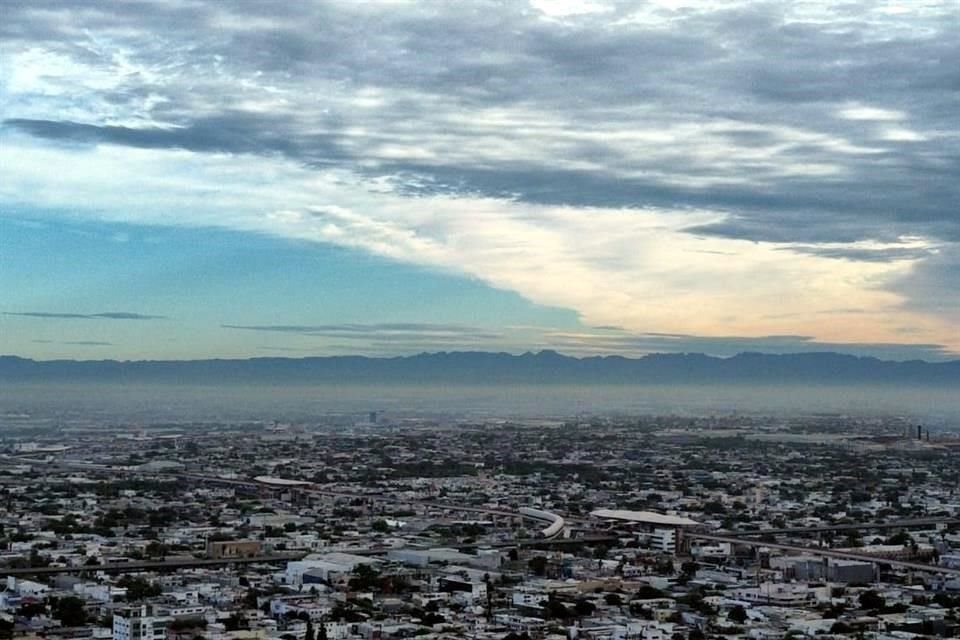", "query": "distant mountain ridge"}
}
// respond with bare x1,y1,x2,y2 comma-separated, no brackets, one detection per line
1,351,959,385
